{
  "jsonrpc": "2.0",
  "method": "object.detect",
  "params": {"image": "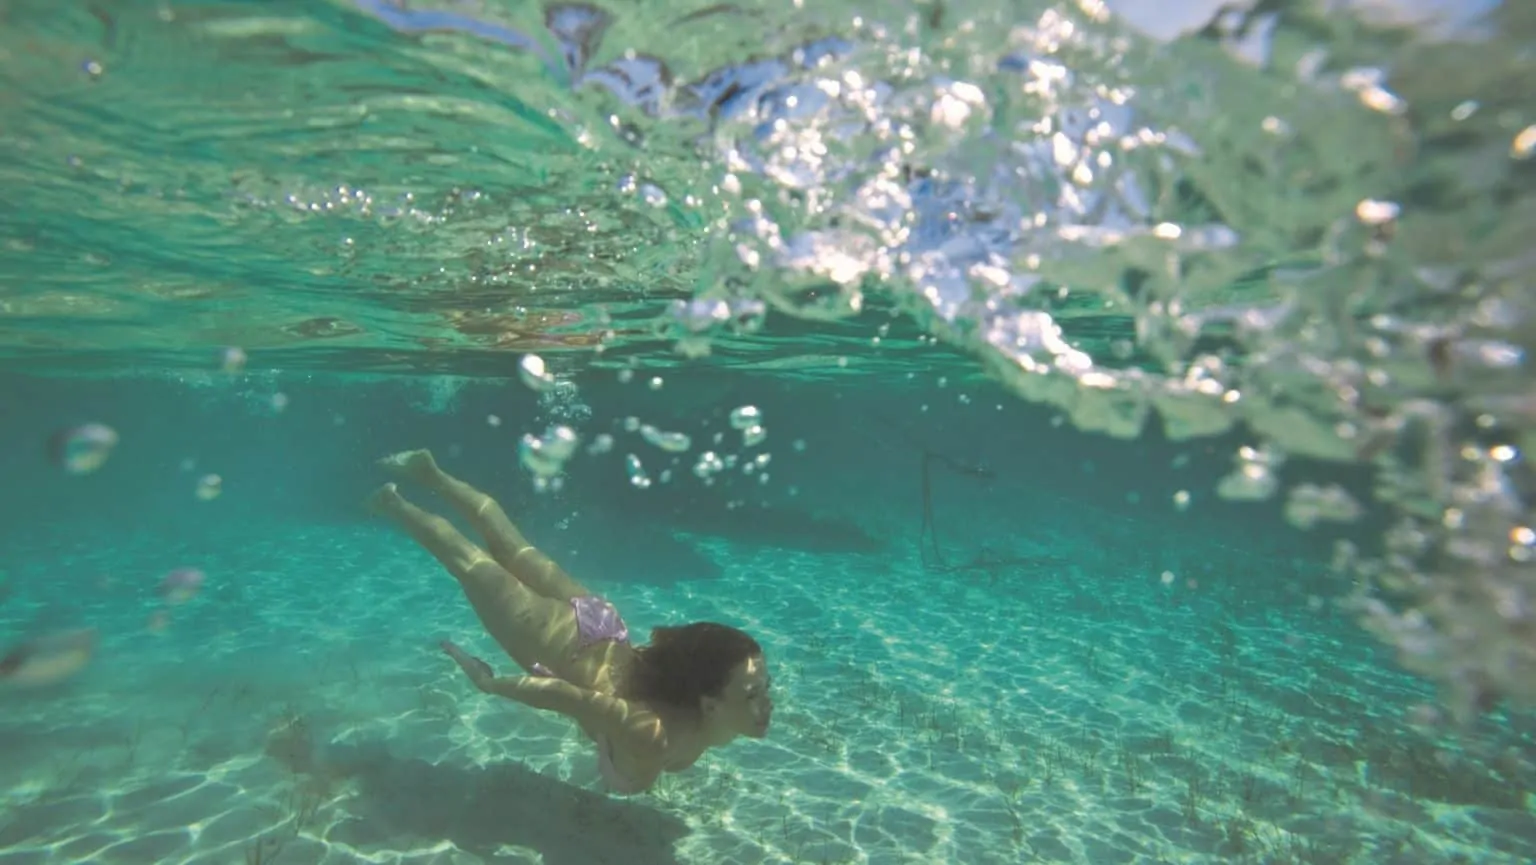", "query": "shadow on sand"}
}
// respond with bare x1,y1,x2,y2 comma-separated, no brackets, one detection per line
295,737,691,865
